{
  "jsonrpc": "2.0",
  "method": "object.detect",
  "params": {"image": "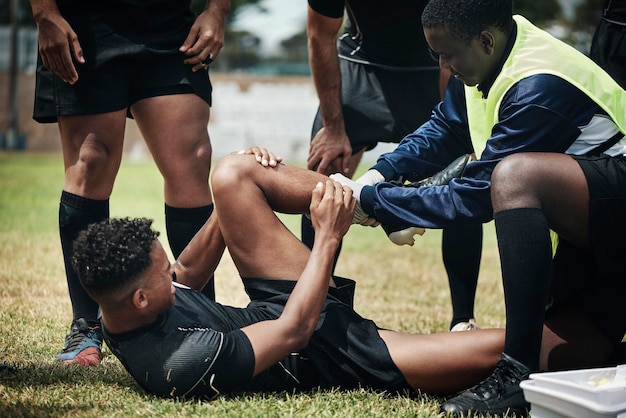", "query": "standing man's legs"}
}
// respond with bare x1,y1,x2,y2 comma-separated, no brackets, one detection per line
56,110,127,365
132,93,215,299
